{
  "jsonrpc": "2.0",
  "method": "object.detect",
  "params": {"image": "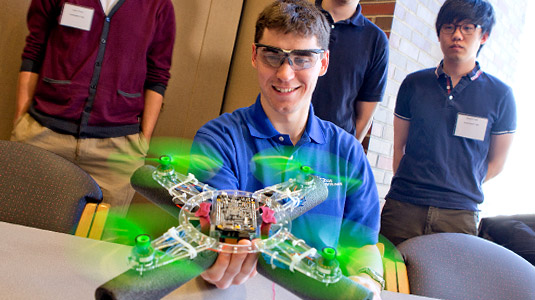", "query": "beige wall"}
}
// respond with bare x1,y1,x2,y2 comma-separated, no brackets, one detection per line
0,1,31,140
222,0,272,113
163,0,243,139
0,0,243,141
